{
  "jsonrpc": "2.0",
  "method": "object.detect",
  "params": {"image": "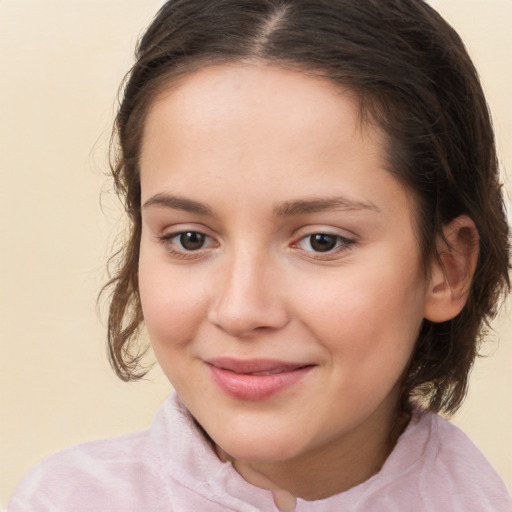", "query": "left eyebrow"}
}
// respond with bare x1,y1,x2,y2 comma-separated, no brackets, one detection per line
273,196,382,216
